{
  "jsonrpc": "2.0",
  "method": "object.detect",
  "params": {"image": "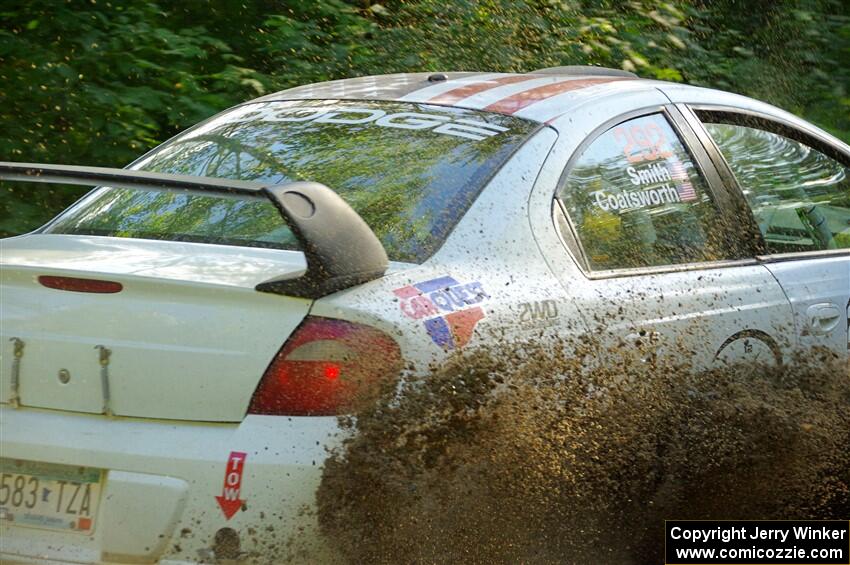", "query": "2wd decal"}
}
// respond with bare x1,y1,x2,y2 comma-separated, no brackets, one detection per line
518,300,559,324
394,276,490,350
215,451,247,520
